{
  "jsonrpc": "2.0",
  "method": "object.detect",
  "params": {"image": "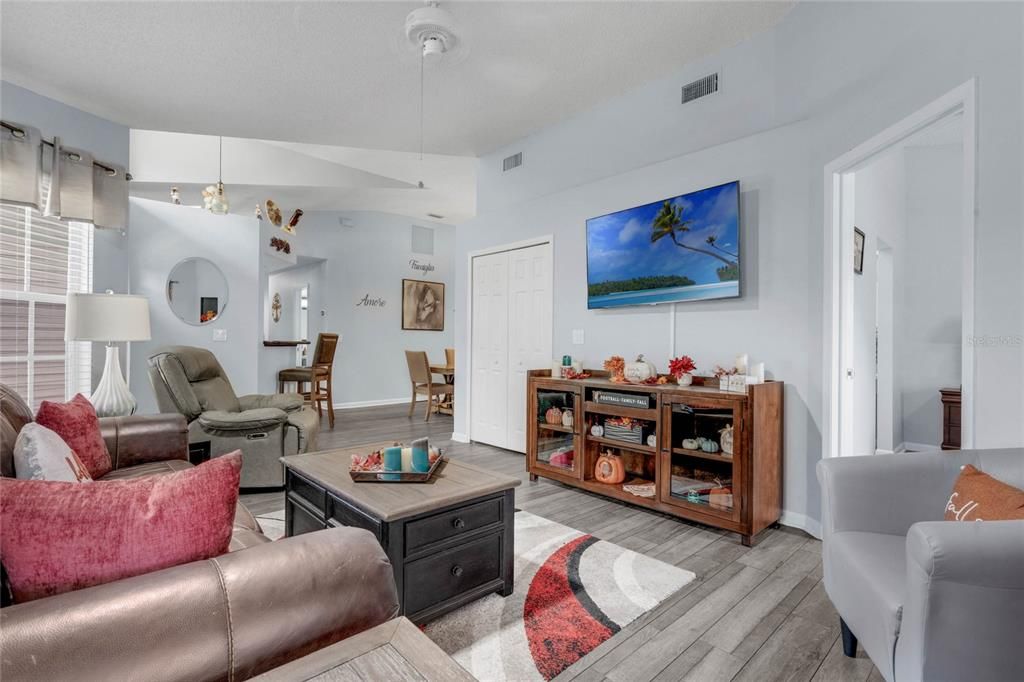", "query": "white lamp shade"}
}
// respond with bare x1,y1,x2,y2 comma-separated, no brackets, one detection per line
65,293,151,342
